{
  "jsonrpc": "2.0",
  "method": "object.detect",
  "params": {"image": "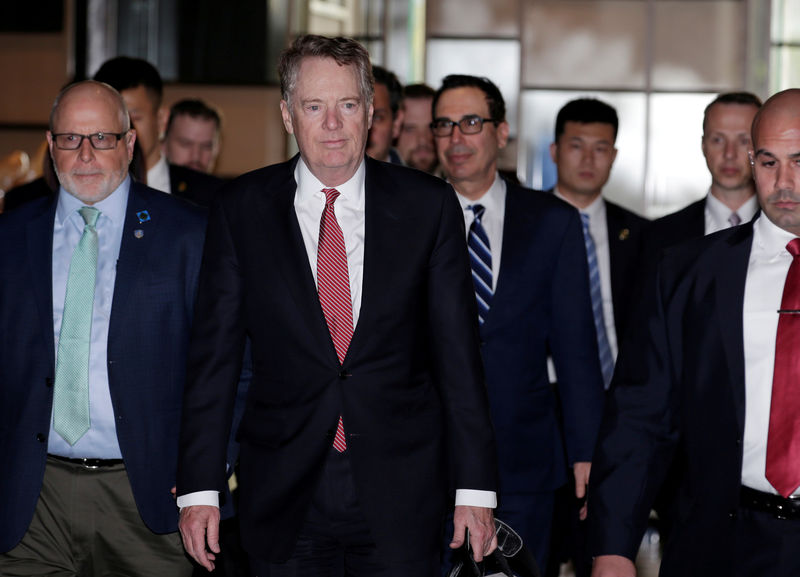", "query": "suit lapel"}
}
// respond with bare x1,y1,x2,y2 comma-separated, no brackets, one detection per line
27,201,58,365
265,161,340,364
713,224,753,433
345,159,399,363
110,184,155,324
